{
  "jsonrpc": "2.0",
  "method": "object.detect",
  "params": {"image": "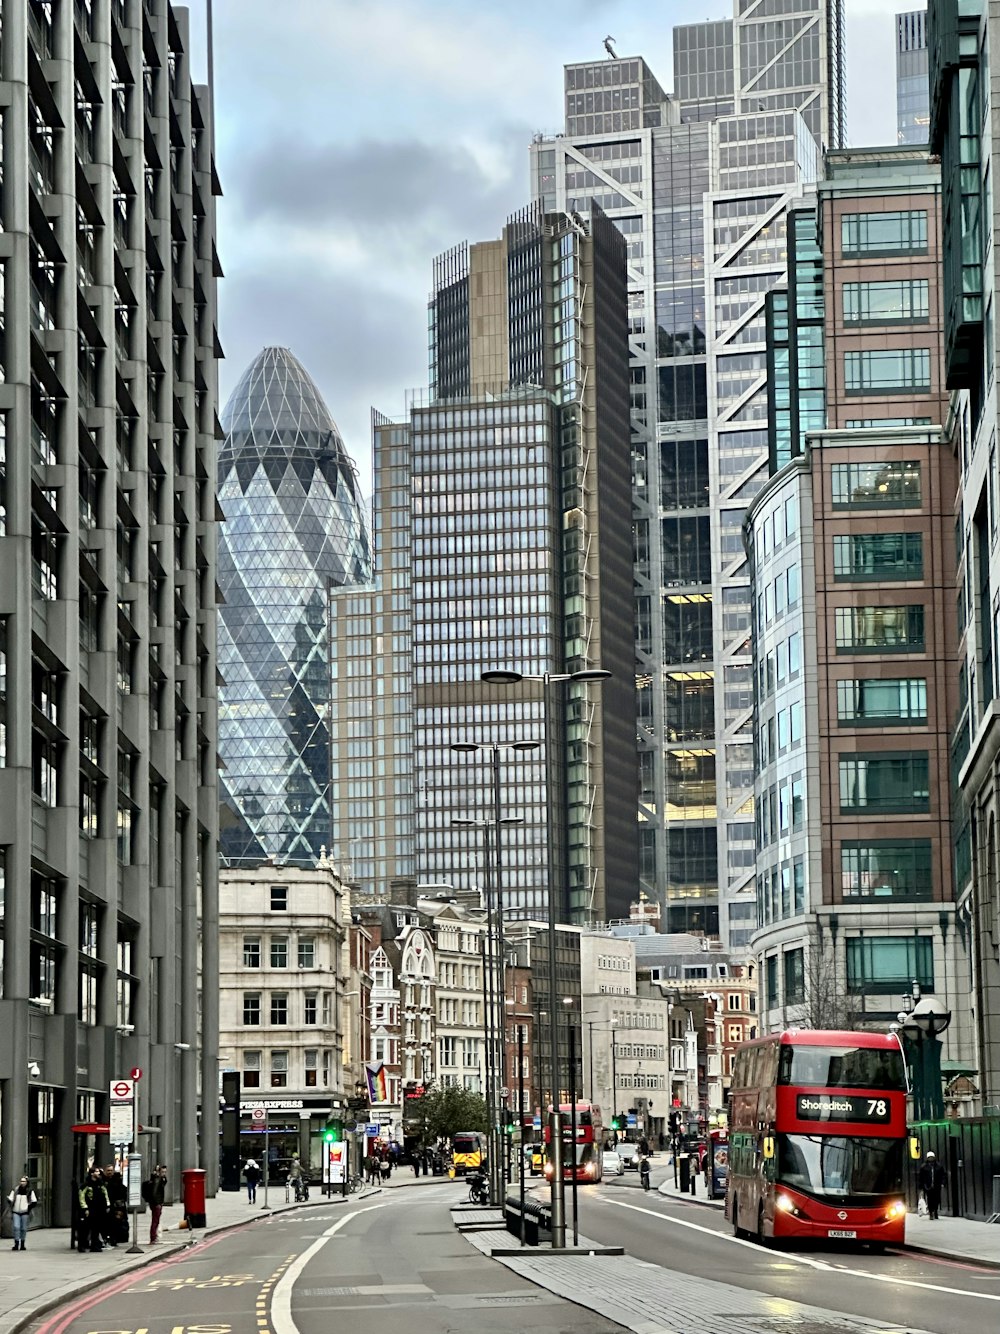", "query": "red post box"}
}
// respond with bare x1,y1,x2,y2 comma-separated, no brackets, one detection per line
181,1167,207,1228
